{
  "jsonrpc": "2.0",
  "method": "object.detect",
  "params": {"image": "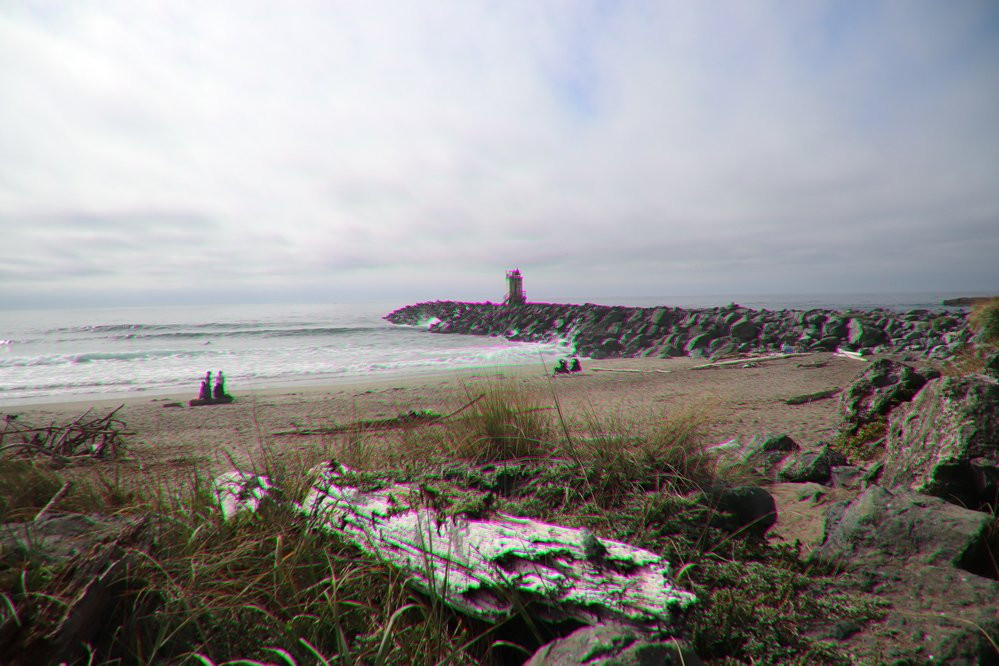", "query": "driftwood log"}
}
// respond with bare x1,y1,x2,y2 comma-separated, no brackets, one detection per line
690,352,809,370
214,464,696,628
784,388,841,405
272,395,486,437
